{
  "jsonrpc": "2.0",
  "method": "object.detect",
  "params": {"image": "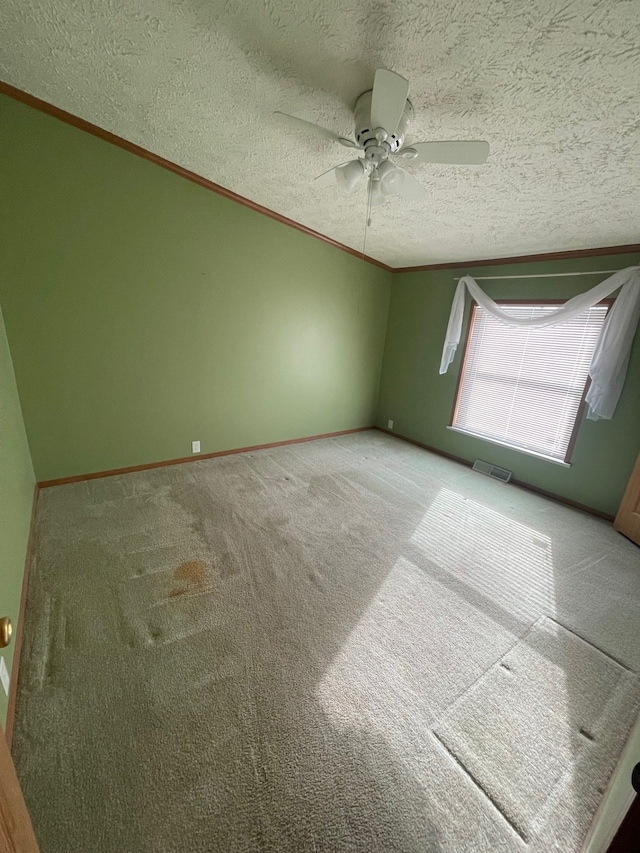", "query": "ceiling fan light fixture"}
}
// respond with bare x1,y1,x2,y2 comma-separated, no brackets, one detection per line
376,160,404,196
280,68,489,211
335,159,366,194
